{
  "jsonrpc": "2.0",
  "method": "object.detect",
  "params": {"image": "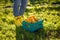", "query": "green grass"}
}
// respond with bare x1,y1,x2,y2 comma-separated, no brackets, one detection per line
0,0,60,40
